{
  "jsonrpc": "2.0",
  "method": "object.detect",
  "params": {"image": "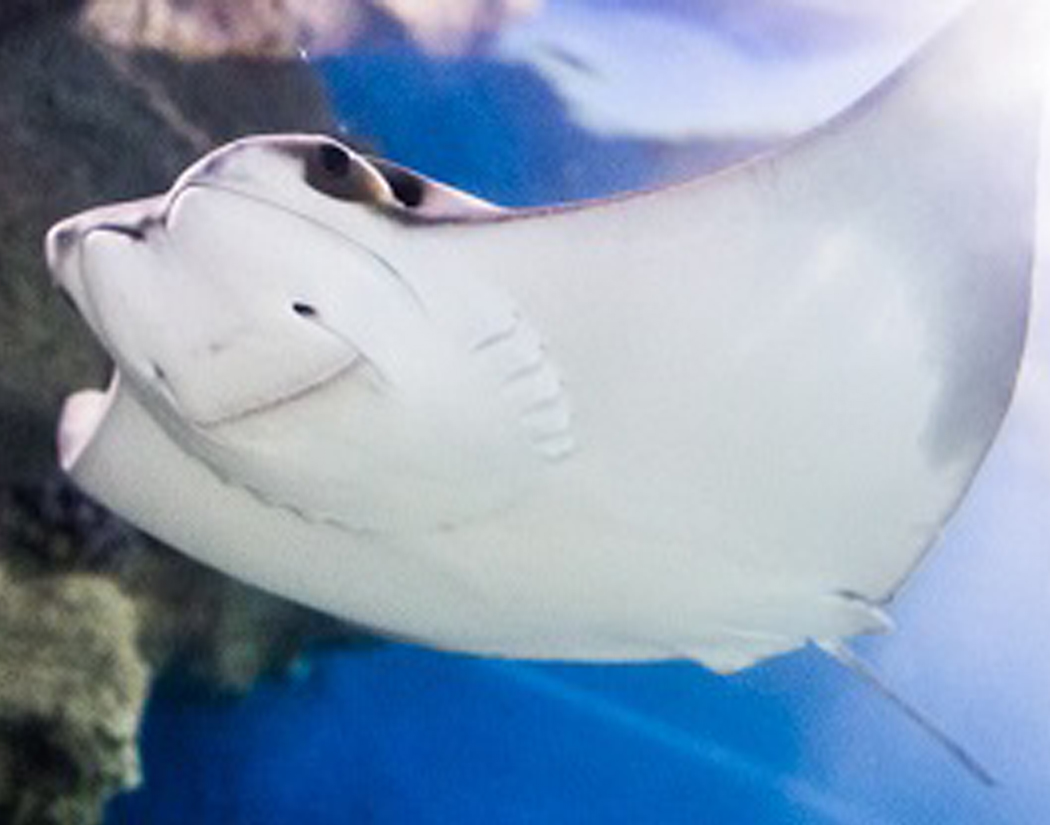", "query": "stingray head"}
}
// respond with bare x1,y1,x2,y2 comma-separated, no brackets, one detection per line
45,138,436,429
46,136,564,529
